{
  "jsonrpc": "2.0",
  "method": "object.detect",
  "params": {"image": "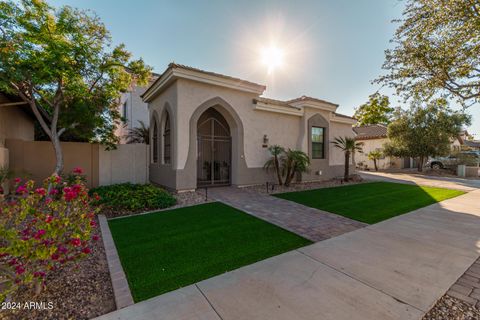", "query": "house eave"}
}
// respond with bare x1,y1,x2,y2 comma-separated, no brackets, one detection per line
253,101,303,116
